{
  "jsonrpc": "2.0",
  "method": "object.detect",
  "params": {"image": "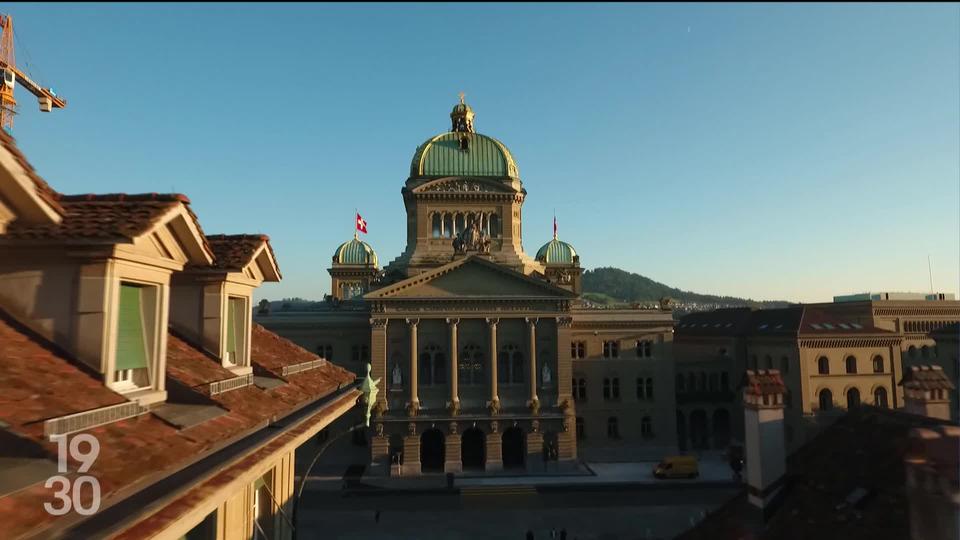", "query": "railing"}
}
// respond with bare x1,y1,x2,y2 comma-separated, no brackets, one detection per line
282,359,326,377
209,373,254,396
43,401,148,438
